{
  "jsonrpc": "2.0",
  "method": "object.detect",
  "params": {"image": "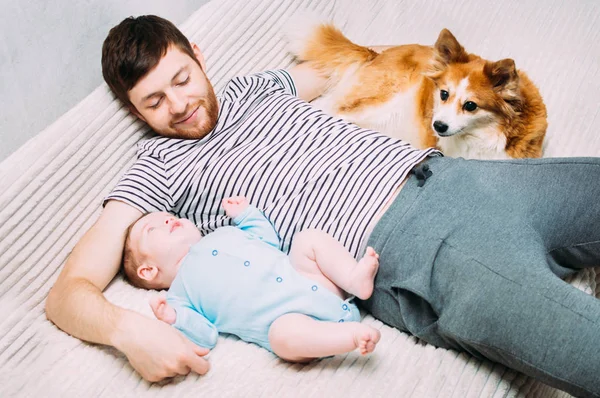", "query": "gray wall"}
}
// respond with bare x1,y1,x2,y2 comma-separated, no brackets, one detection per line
0,0,209,162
